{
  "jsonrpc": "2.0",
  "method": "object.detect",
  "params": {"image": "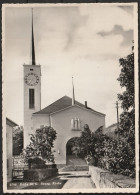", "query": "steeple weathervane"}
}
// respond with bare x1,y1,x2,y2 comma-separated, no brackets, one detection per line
32,8,36,65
